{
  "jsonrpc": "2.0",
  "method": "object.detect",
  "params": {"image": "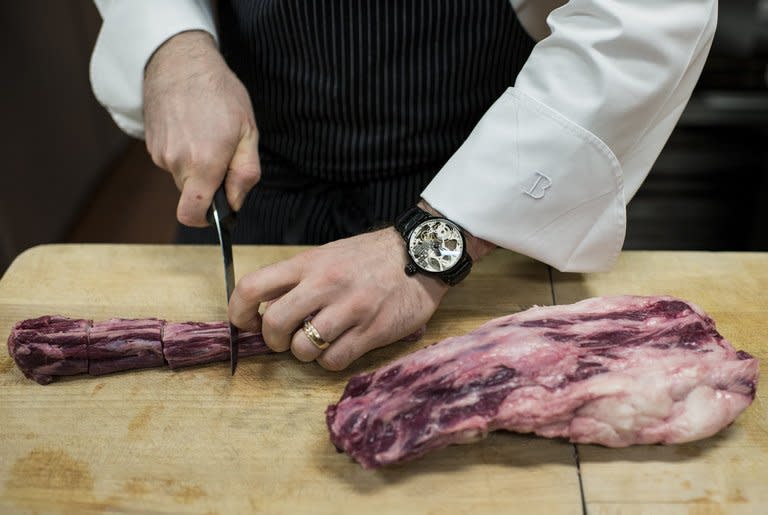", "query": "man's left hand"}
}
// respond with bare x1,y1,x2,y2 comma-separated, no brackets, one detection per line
228,227,449,371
